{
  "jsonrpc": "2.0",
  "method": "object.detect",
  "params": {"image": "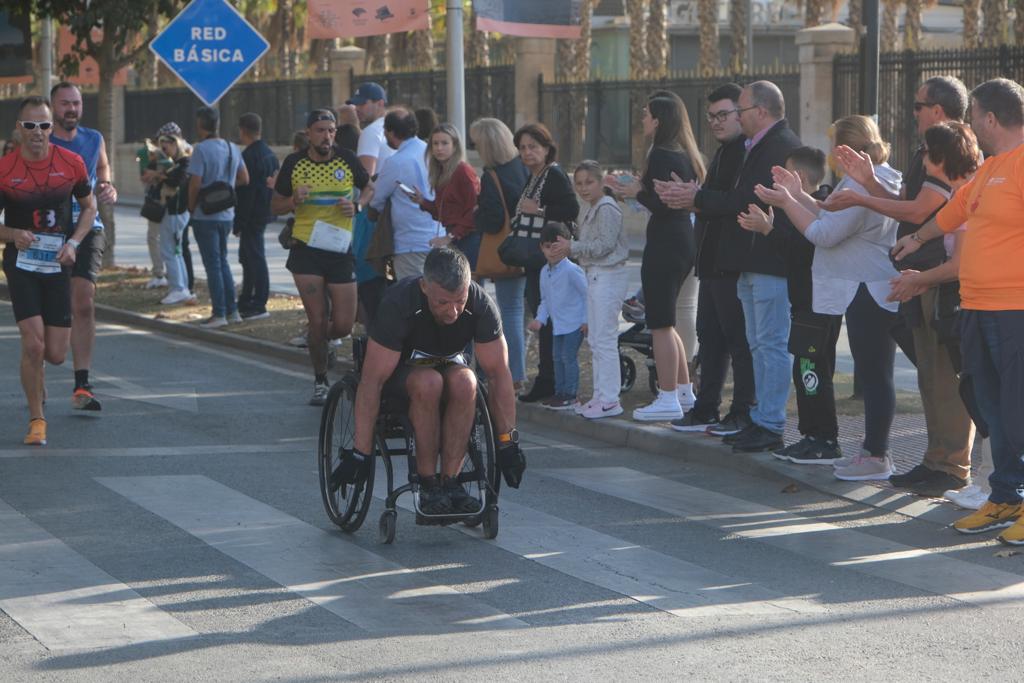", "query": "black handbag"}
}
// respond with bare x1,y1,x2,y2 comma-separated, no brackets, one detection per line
498,213,546,269
140,195,166,222
197,140,237,214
